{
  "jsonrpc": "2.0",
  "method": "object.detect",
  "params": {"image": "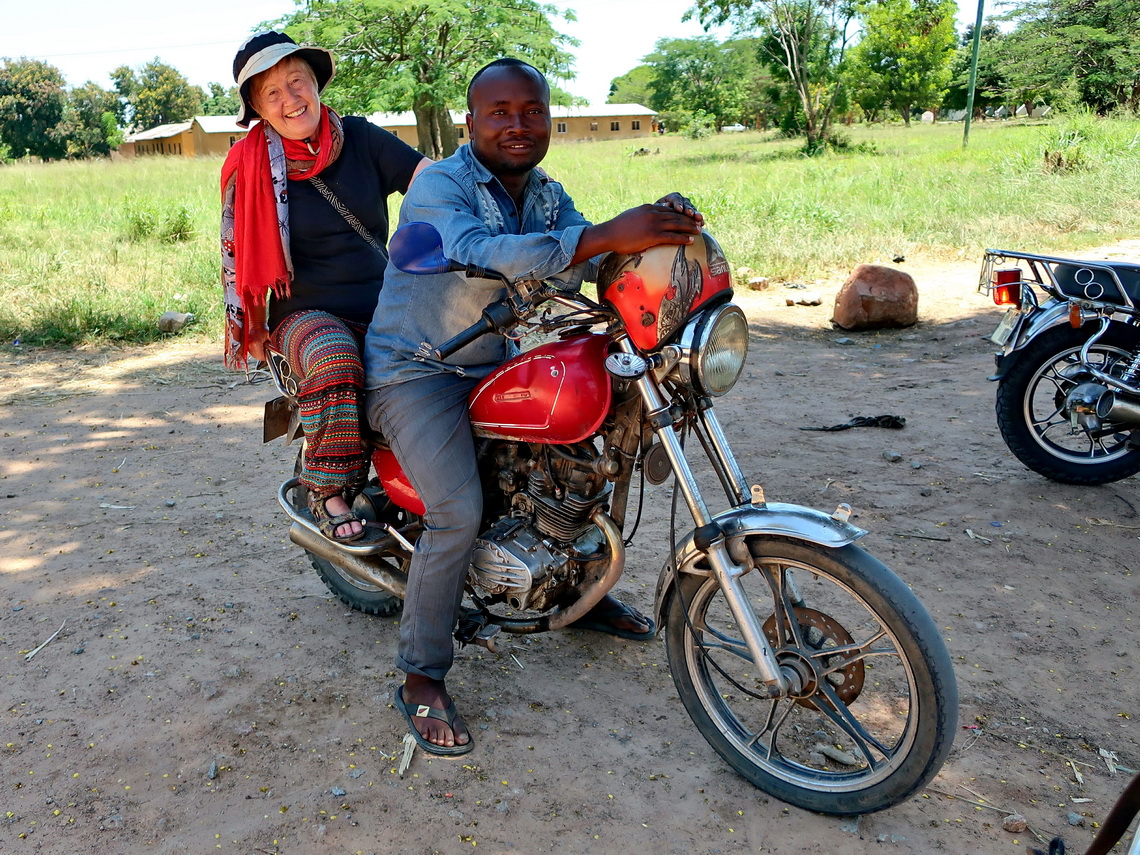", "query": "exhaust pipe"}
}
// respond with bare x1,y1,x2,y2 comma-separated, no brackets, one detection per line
288,522,408,599
1098,390,1140,426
